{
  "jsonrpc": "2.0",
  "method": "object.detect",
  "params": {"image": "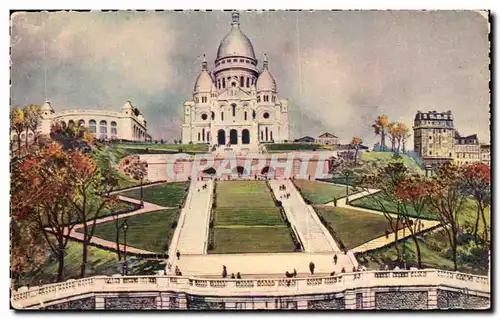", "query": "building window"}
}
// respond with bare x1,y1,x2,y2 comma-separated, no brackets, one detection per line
223,78,226,88
232,82,236,87
221,112,224,121
232,104,236,117
246,77,250,87
429,151,432,155
261,130,263,140
233,59,237,62
99,120,107,139
257,96,261,103
201,113,208,121
244,111,247,121
270,130,273,141
111,121,117,138
198,132,200,141
202,128,205,141
221,60,225,64
429,136,432,140
78,119,85,127
239,59,244,63
263,112,270,119
240,76,244,87
89,120,97,133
